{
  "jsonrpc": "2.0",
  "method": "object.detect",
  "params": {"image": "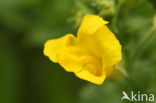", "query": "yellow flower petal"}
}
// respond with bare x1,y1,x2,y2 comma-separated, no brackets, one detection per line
93,26,122,67
44,34,76,62
77,36,102,64
75,68,106,85
74,55,106,85
77,14,108,39
58,46,93,72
